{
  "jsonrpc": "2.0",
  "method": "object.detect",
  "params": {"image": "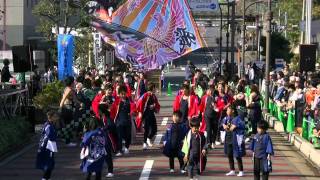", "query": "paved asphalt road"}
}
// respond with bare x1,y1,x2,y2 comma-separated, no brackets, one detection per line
0,69,319,180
